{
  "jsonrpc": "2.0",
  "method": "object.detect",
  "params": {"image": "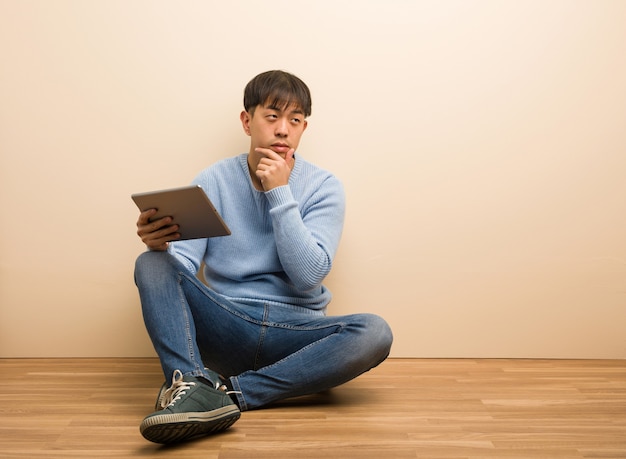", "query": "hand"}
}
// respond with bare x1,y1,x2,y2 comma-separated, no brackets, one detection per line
254,148,295,191
136,209,180,251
